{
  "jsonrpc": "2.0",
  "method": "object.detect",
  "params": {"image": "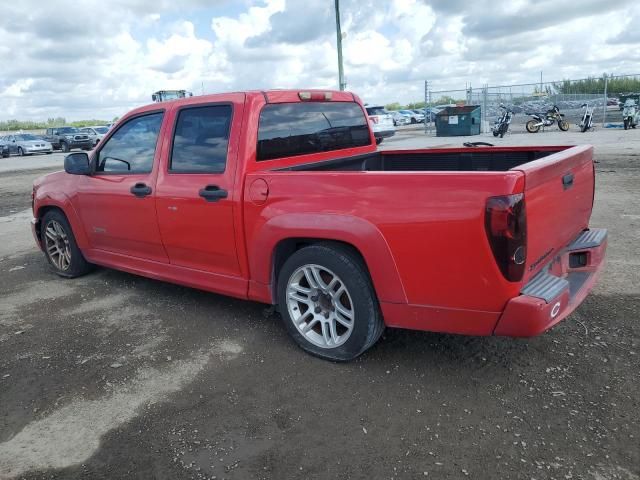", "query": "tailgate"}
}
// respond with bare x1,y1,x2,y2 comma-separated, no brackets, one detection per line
515,145,595,281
